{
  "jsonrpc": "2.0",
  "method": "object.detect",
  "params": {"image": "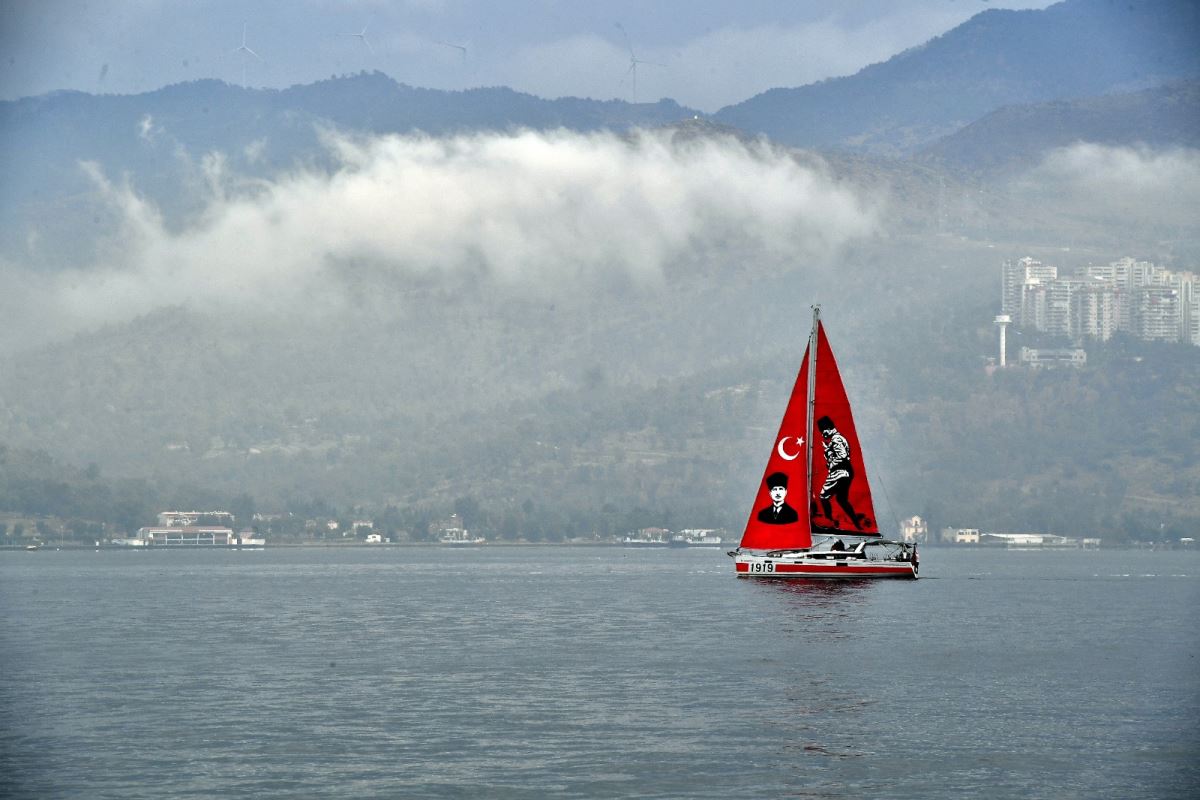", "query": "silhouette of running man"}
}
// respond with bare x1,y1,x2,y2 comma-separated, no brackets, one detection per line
817,416,864,530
